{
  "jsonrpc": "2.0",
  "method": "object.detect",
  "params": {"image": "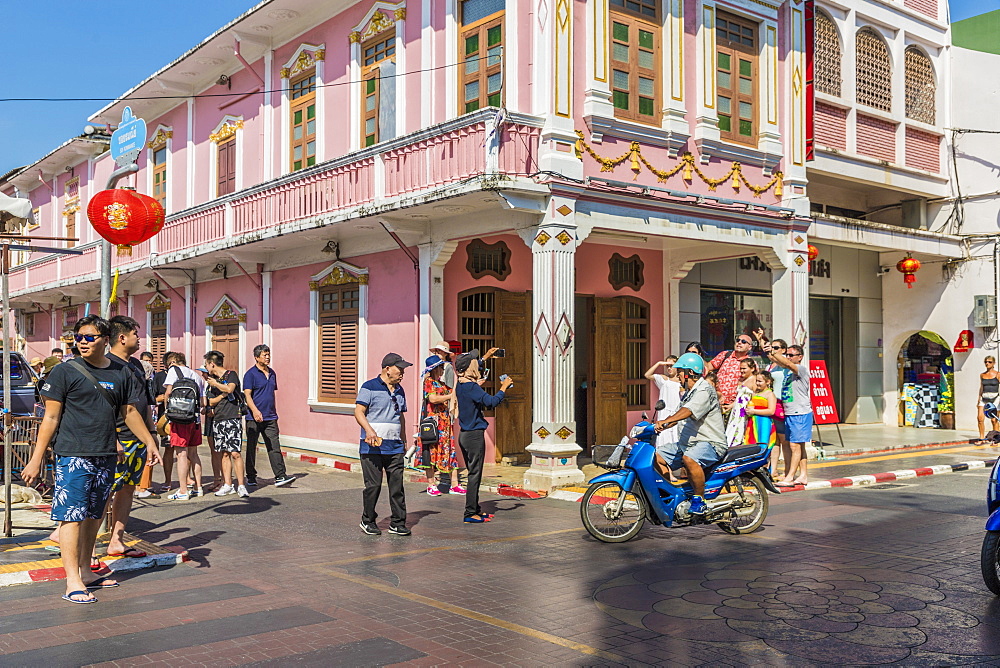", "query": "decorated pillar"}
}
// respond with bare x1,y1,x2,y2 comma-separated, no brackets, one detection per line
522,197,584,491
